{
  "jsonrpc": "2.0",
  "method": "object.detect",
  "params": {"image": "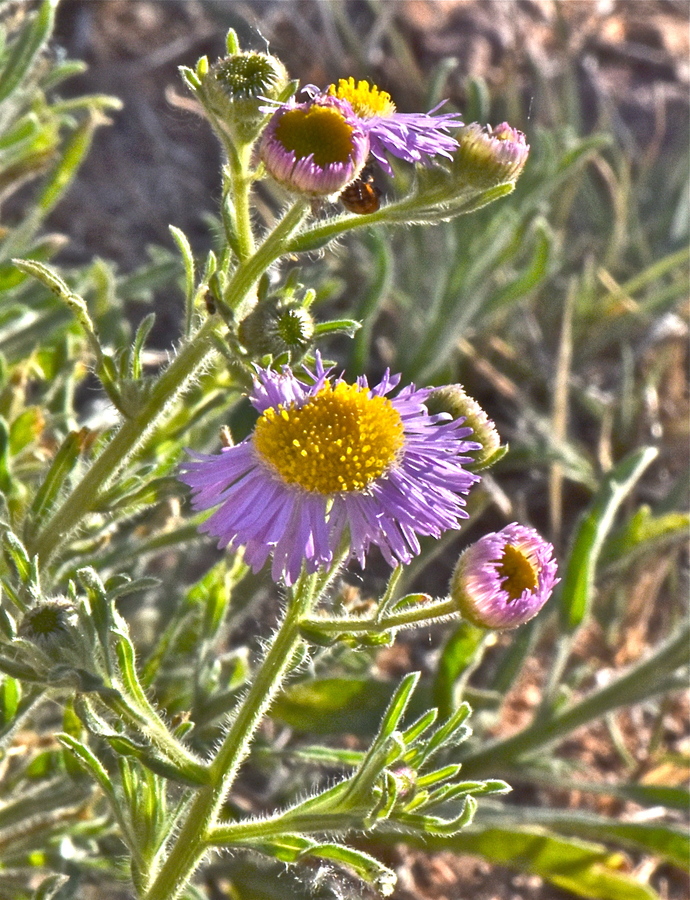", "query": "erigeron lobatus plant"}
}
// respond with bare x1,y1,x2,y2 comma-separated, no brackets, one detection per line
0,8,686,900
